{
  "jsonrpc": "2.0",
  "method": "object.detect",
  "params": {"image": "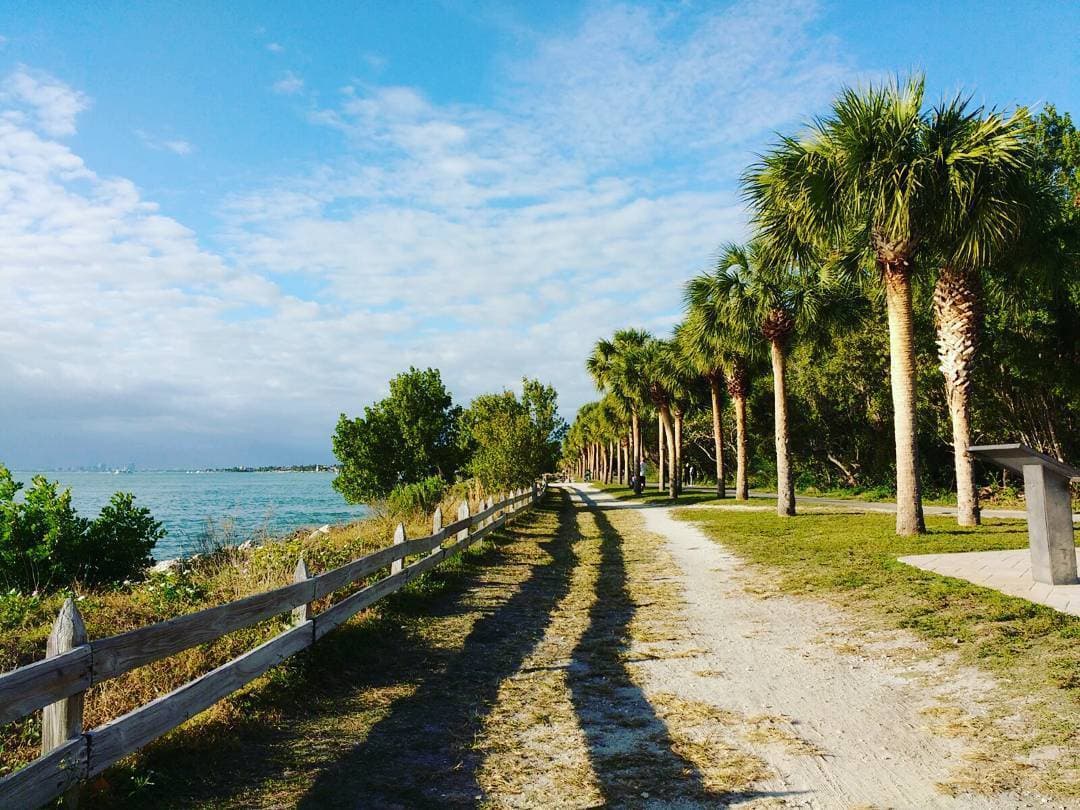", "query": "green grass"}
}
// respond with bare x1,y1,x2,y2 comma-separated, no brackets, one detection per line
591,481,721,507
